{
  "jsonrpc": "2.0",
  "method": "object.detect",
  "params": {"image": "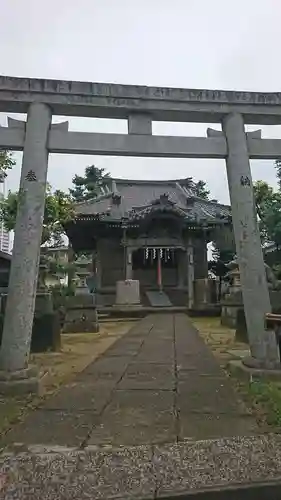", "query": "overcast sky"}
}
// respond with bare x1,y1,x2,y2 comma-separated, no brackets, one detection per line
1,0,281,203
